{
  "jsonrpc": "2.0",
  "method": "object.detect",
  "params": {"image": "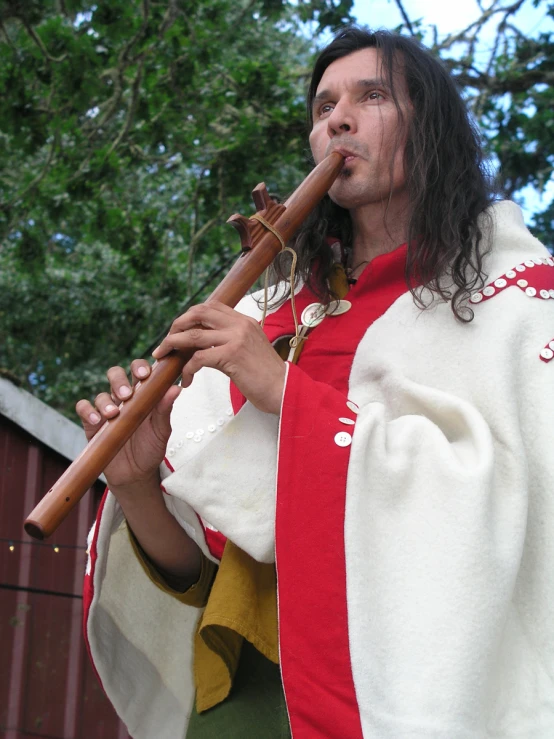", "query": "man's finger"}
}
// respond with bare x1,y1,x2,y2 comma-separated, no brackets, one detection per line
93,391,121,419
130,359,152,384
106,366,133,401
75,399,104,440
168,302,238,335
152,328,227,359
